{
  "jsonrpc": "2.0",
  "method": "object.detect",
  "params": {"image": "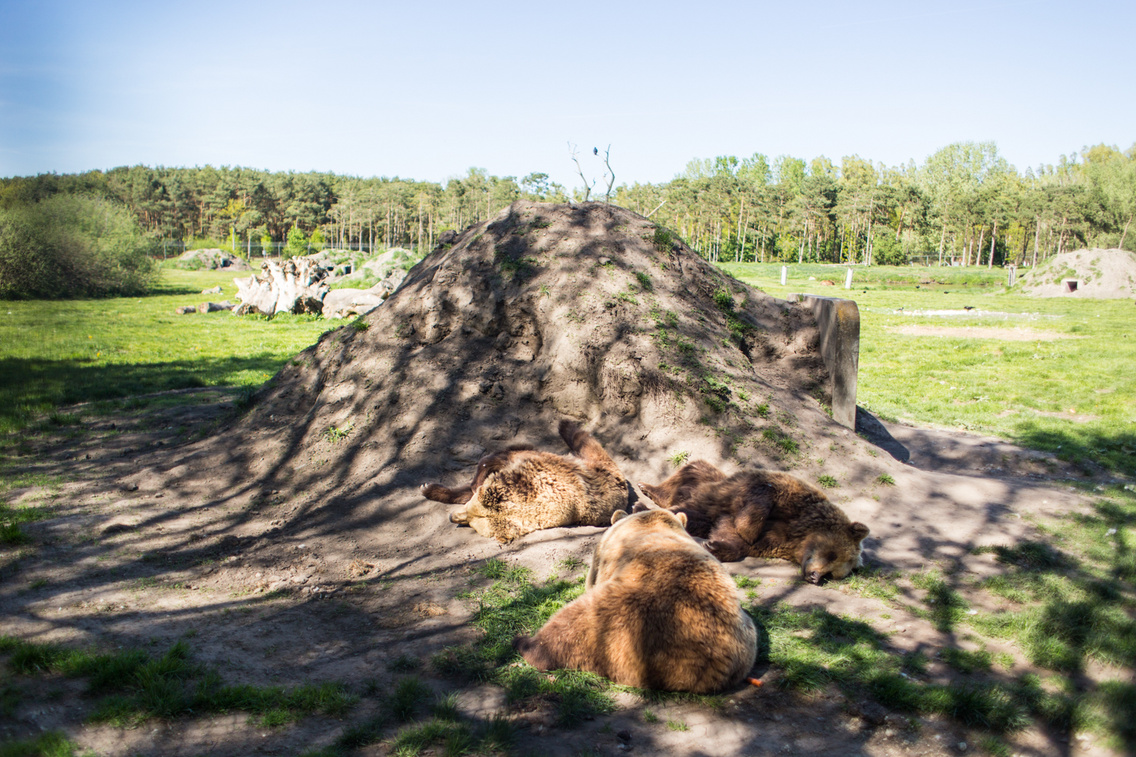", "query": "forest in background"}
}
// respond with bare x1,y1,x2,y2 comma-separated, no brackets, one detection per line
1,140,1133,268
